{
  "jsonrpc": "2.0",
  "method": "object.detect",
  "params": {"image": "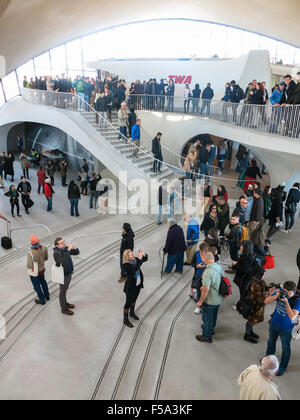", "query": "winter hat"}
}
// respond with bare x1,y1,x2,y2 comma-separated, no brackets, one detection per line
279,82,285,86
45,178,51,184
123,223,132,233
281,182,286,187
30,235,40,245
